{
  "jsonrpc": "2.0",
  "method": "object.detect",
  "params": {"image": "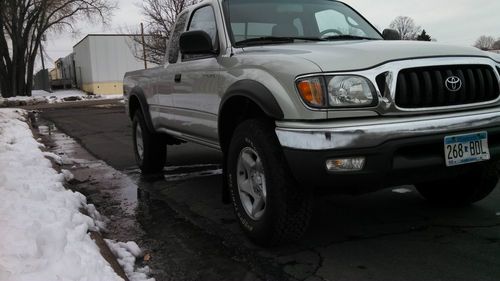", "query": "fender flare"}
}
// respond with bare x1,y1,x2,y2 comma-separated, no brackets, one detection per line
219,80,284,121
